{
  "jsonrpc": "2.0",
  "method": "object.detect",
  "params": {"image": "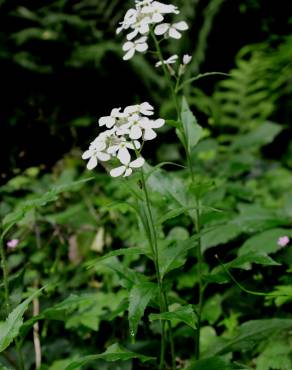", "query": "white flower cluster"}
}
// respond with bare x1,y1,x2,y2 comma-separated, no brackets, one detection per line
82,102,165,177
117,0,188,60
